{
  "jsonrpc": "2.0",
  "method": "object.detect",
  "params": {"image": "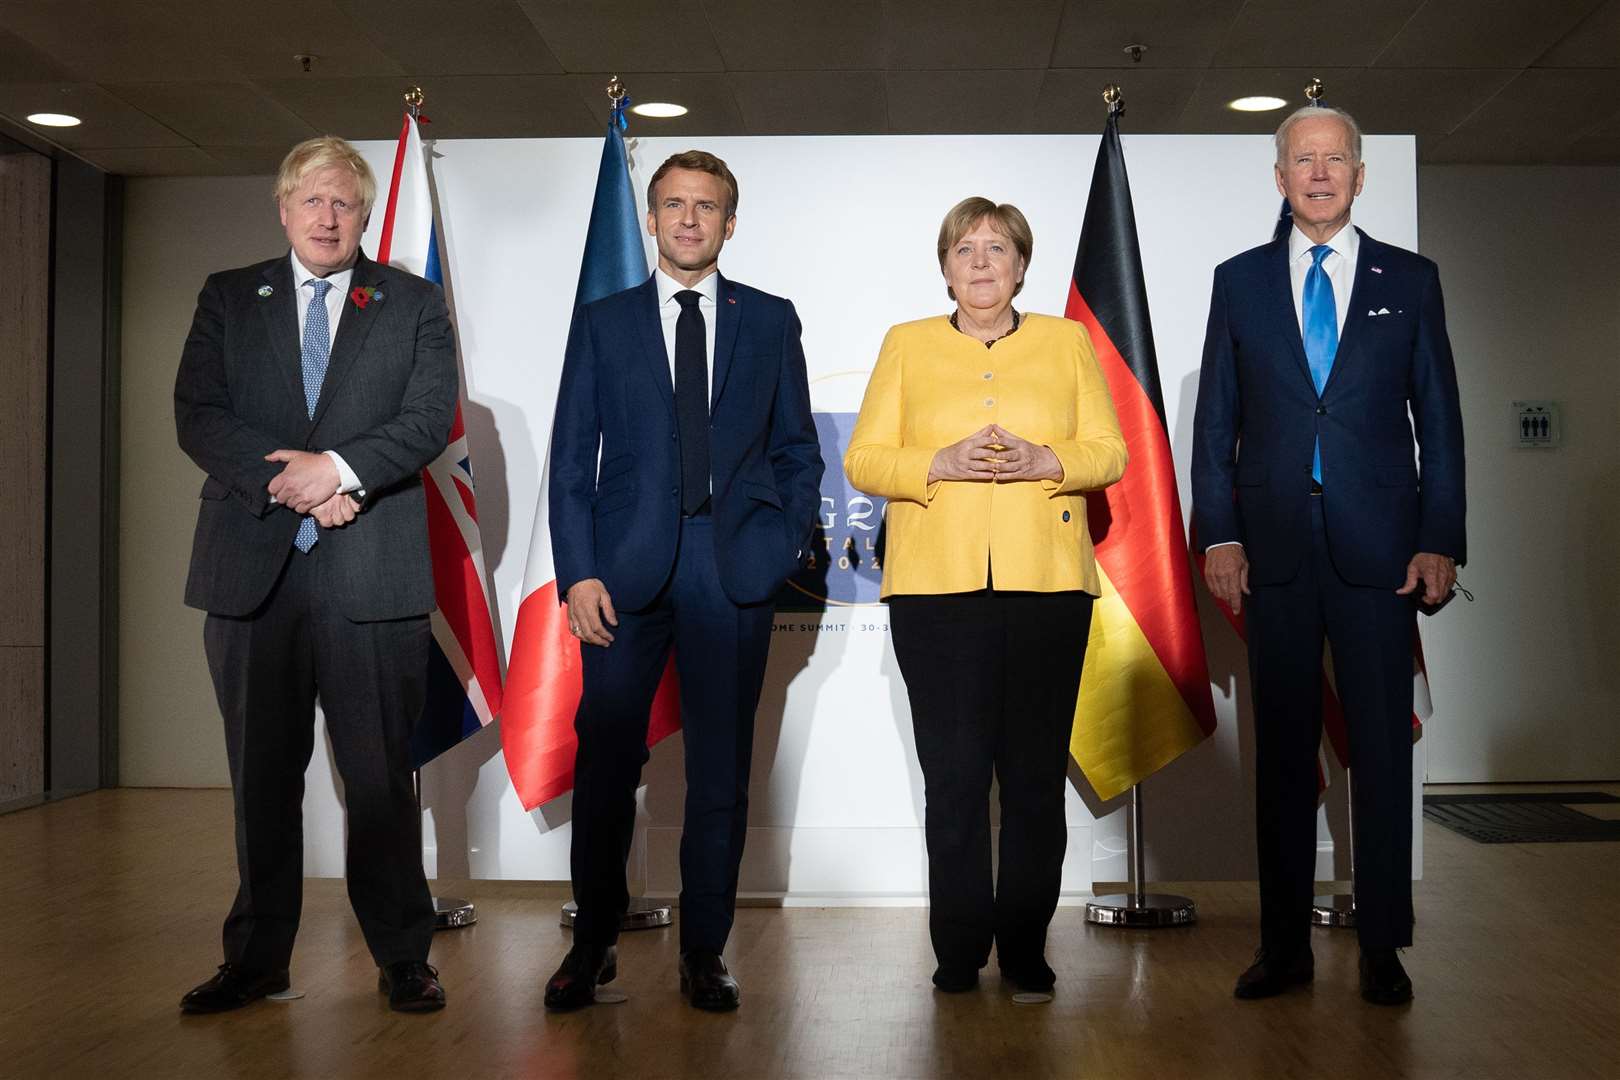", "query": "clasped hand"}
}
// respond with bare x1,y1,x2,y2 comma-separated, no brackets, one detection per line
266,448,356,527
928,425,1062,484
